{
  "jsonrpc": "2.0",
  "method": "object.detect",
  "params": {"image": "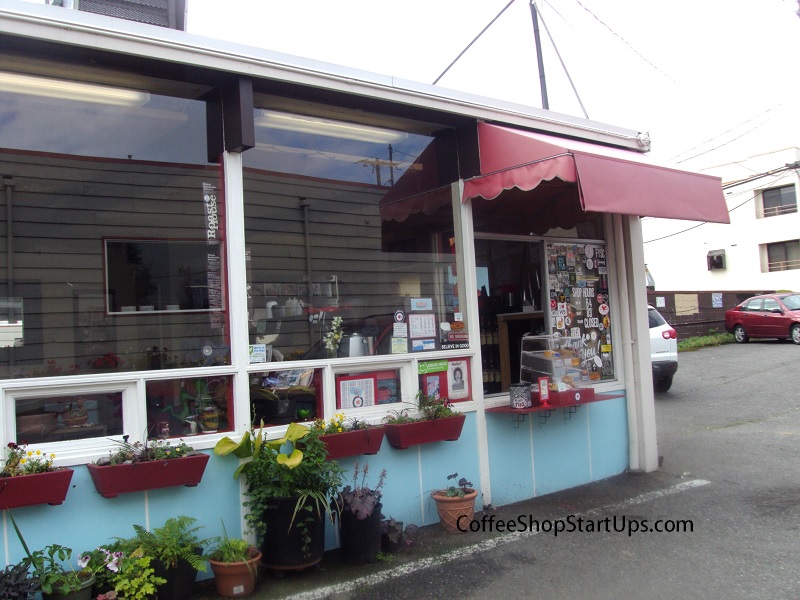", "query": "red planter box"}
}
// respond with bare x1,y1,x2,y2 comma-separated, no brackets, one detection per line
87,453,210,498
0,469,74,510
321,427,385,460
384,414,466,450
